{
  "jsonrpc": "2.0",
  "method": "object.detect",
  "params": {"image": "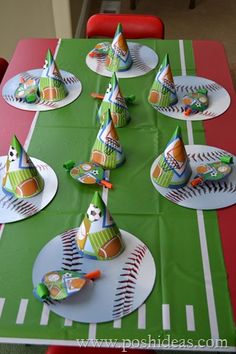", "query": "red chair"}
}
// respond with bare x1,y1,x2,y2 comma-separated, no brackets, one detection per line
46,346,153,354
86,14,164,39
0,57,8,83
